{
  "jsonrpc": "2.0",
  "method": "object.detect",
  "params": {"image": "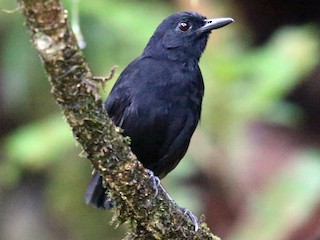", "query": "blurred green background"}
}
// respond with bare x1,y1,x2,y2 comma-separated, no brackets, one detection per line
1,0,320,239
